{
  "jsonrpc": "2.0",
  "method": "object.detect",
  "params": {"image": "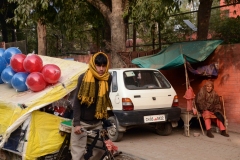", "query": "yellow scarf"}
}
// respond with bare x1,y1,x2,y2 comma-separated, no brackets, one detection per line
77,52,113,119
